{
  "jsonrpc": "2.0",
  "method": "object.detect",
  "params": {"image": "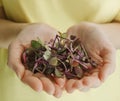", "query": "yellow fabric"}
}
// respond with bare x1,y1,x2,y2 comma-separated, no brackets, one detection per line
1,0,120,32
0,48,120,101
115,11,120,21
0,0,2,6
0,0,120,101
